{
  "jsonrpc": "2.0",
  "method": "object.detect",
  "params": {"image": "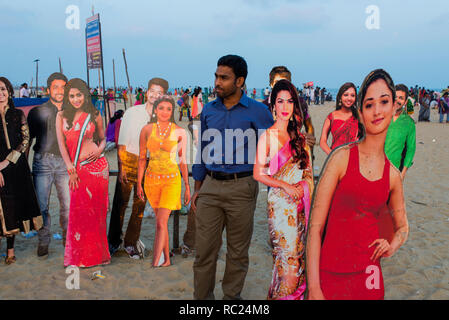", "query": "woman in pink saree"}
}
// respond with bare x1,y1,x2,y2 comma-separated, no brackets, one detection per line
56,78,110,268
254,80,314,300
